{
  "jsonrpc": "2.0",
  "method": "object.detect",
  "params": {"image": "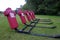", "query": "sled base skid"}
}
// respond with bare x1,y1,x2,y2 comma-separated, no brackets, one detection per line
15,28,60,38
